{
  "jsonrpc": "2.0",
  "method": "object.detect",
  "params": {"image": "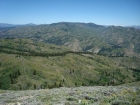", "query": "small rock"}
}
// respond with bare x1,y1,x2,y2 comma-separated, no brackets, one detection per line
16,102,21,105
78,99,81,103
